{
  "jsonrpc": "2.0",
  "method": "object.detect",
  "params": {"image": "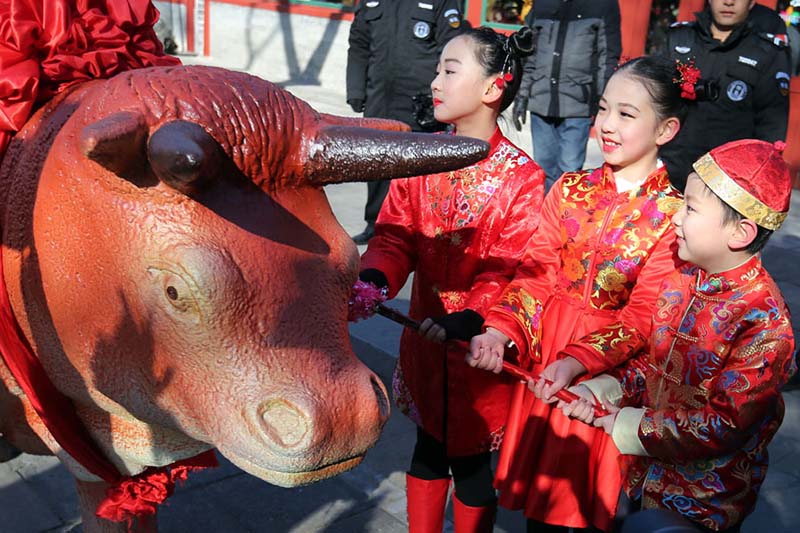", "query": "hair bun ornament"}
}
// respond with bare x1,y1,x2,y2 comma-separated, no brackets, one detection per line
508,26,535,58
774,140,787,153
673,59,701,101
